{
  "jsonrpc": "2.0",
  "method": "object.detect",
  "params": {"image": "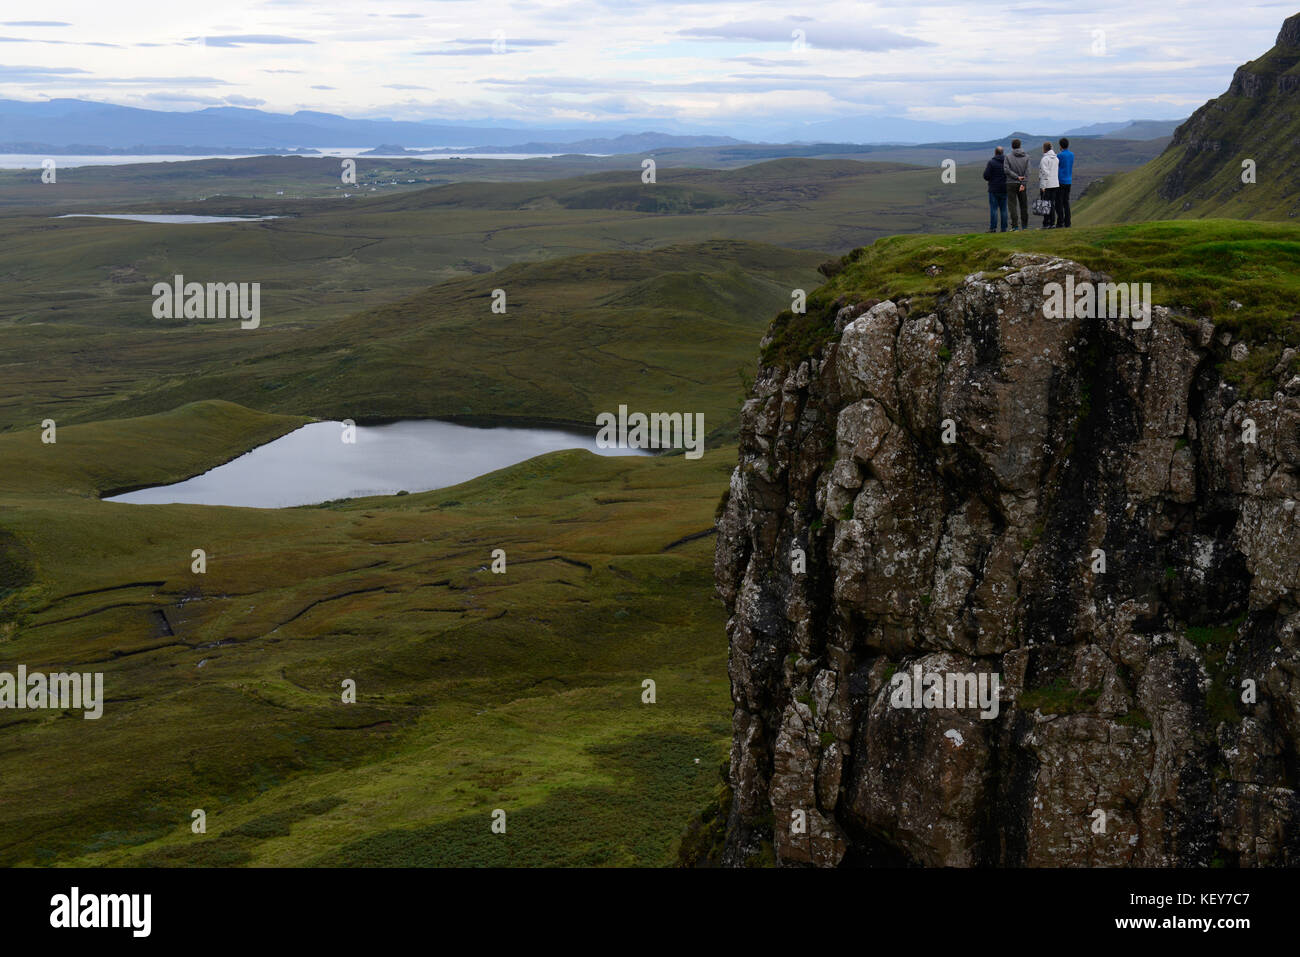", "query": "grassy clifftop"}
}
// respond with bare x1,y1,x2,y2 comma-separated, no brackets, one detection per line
762,220,1300,396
